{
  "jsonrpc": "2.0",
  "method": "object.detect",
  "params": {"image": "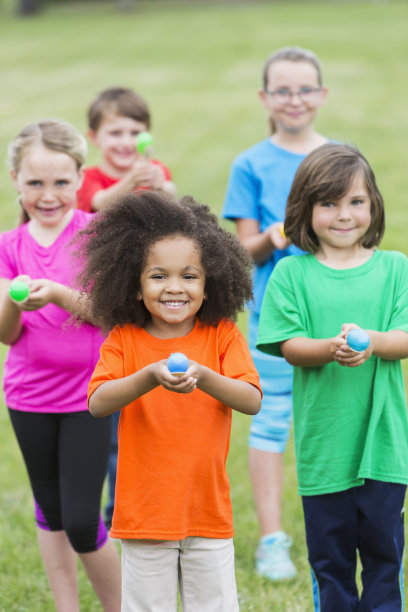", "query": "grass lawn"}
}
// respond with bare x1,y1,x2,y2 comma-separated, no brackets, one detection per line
0,1,407,609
